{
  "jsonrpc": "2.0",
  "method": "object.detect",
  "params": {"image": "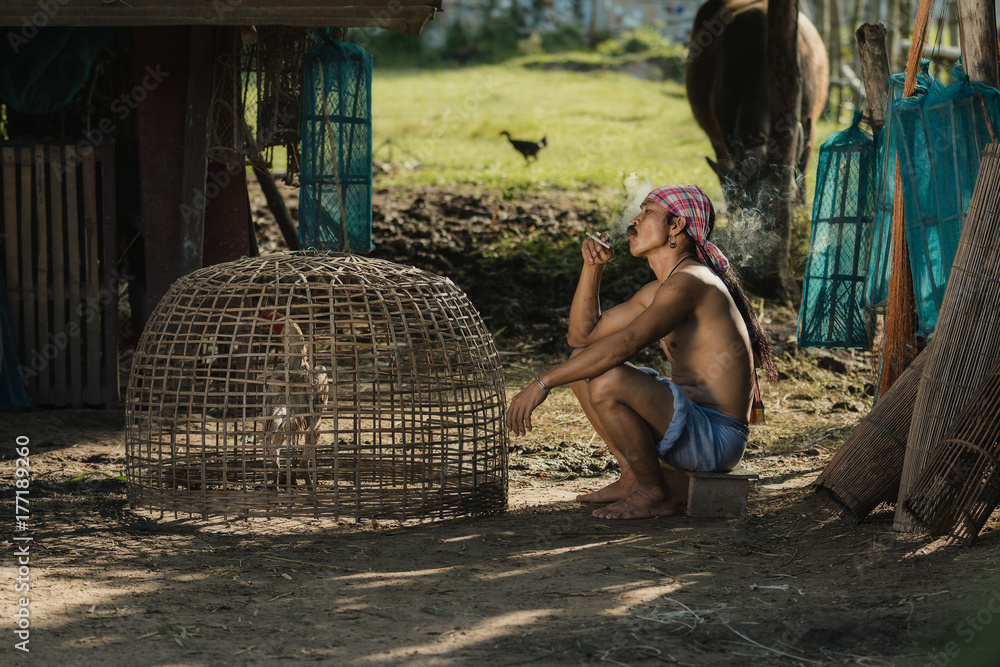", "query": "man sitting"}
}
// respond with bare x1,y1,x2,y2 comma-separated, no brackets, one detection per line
506,184,775,519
